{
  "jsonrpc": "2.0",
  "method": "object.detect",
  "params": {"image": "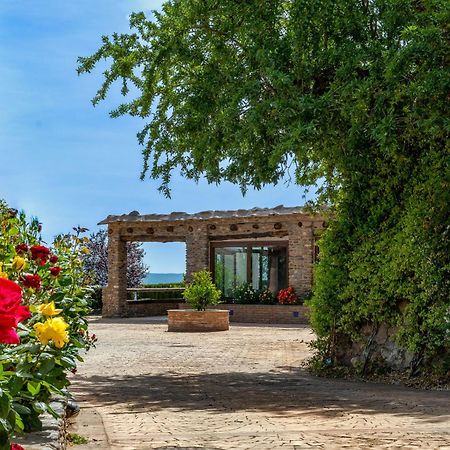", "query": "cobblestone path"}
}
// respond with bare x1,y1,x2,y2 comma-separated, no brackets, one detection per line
70,317,450,450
